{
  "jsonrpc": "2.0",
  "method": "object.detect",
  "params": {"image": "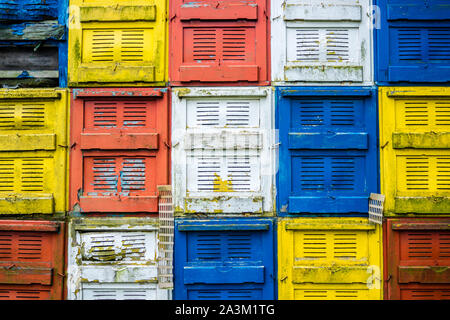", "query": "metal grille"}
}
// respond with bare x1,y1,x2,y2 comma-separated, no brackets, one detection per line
368,193,385,225
157,185,174,289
